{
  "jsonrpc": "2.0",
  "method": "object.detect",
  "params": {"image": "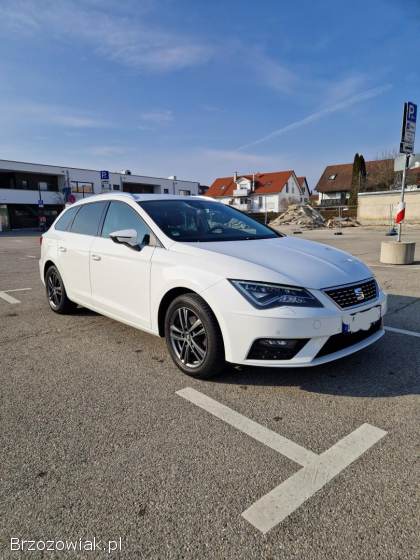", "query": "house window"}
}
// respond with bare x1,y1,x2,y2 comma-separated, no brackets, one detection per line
71,181,94,194
178,189,190,196
163,188,169,194
328,174,337,180
258,196,263,208
112,184,120,191
285,184,289,193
